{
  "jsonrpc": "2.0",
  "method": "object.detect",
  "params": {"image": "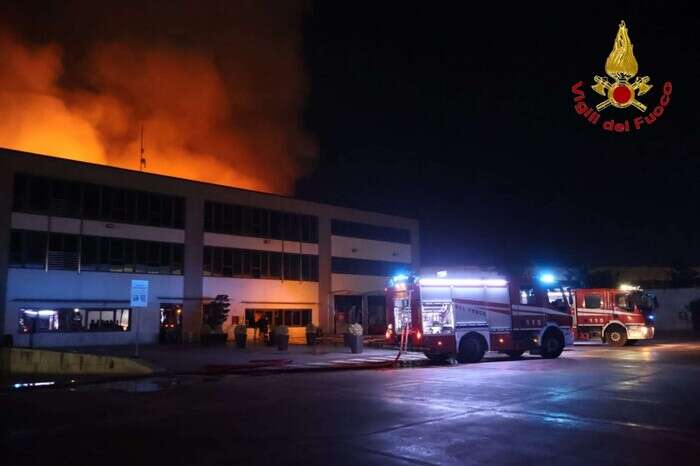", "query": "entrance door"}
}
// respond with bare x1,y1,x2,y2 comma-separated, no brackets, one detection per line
367,295,387,335
160,303,183,343
334,295,362,334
